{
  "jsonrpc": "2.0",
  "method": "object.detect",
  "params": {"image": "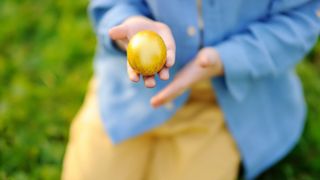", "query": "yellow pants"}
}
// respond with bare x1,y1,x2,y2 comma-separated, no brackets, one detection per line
62,79,240,180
